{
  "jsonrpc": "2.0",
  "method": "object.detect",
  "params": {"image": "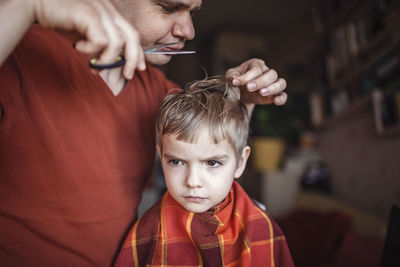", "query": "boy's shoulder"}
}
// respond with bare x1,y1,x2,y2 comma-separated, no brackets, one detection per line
135,196,163,233
232,181,287,237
